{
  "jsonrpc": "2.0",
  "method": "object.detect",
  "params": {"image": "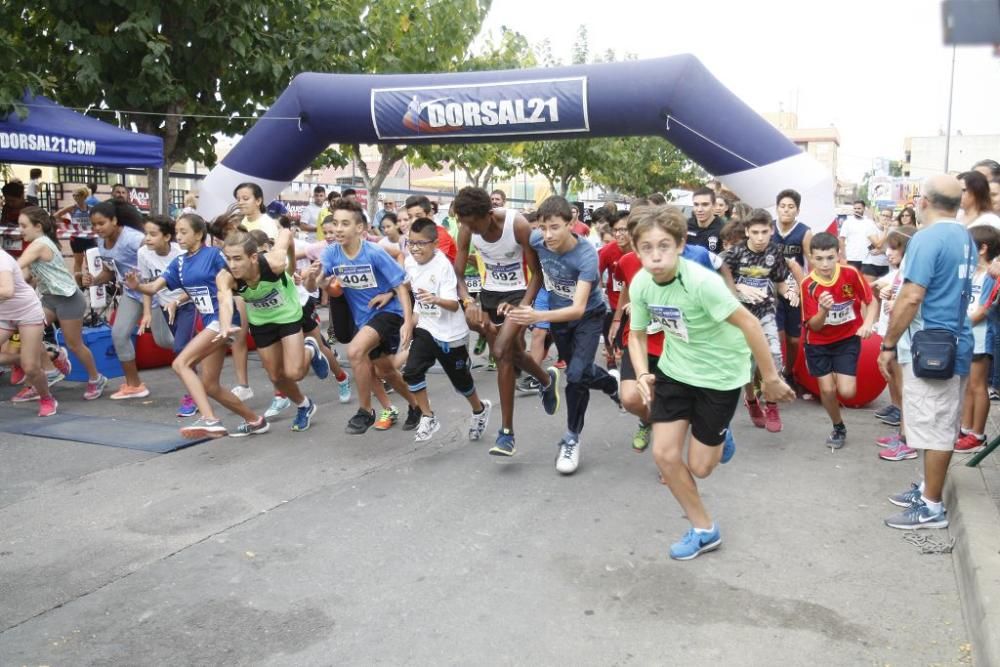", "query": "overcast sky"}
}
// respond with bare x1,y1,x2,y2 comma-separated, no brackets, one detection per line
480,0,999,181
